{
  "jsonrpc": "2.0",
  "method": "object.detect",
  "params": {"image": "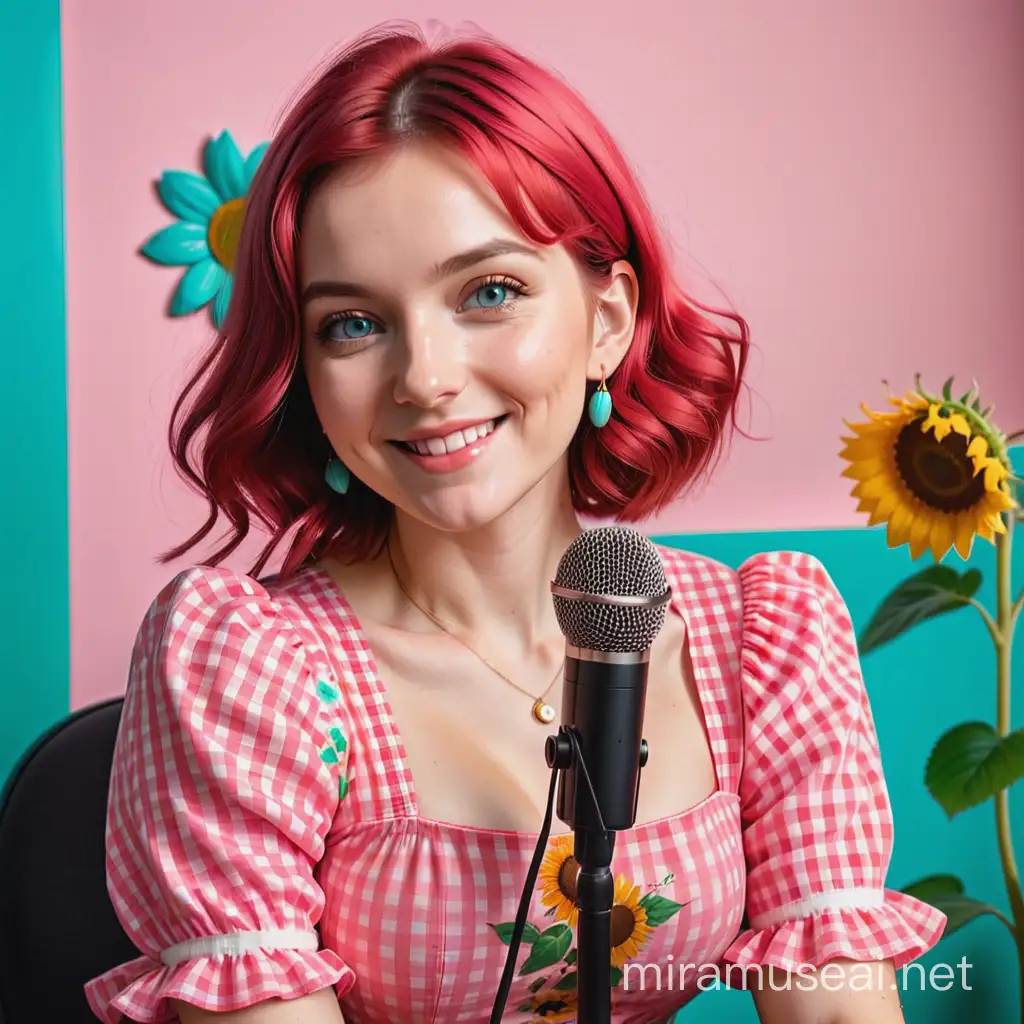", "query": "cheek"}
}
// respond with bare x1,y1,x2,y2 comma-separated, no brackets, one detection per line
481,308,589,401
303,349,381,439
